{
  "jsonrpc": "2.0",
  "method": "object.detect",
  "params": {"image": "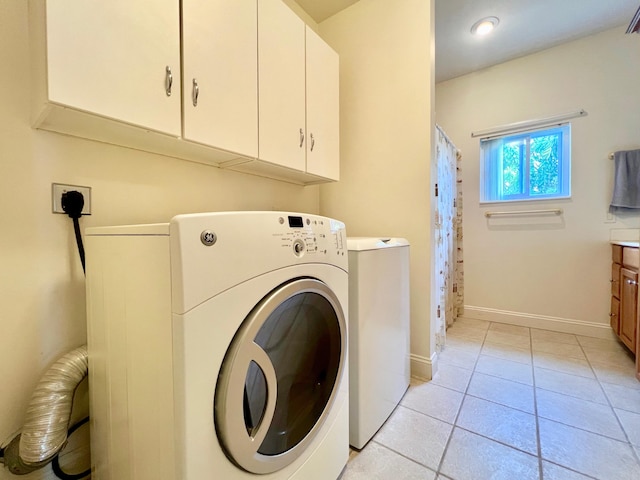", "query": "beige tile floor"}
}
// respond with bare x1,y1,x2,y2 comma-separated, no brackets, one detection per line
339,319,640,480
